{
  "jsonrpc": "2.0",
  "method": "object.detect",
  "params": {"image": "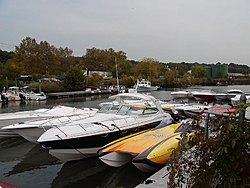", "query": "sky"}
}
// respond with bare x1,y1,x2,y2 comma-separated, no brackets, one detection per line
1,0,250,66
